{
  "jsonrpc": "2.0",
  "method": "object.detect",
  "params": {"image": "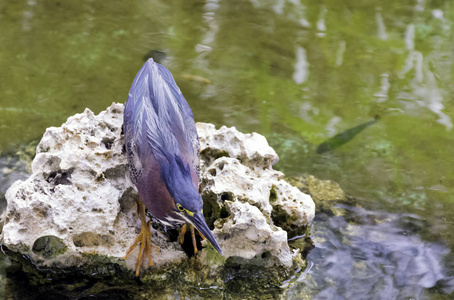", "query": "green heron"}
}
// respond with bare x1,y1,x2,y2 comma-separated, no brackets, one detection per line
123,59,222,276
